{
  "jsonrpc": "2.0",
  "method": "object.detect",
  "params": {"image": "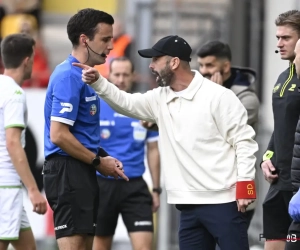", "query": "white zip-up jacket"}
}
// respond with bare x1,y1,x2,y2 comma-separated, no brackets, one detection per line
91,70,258,204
